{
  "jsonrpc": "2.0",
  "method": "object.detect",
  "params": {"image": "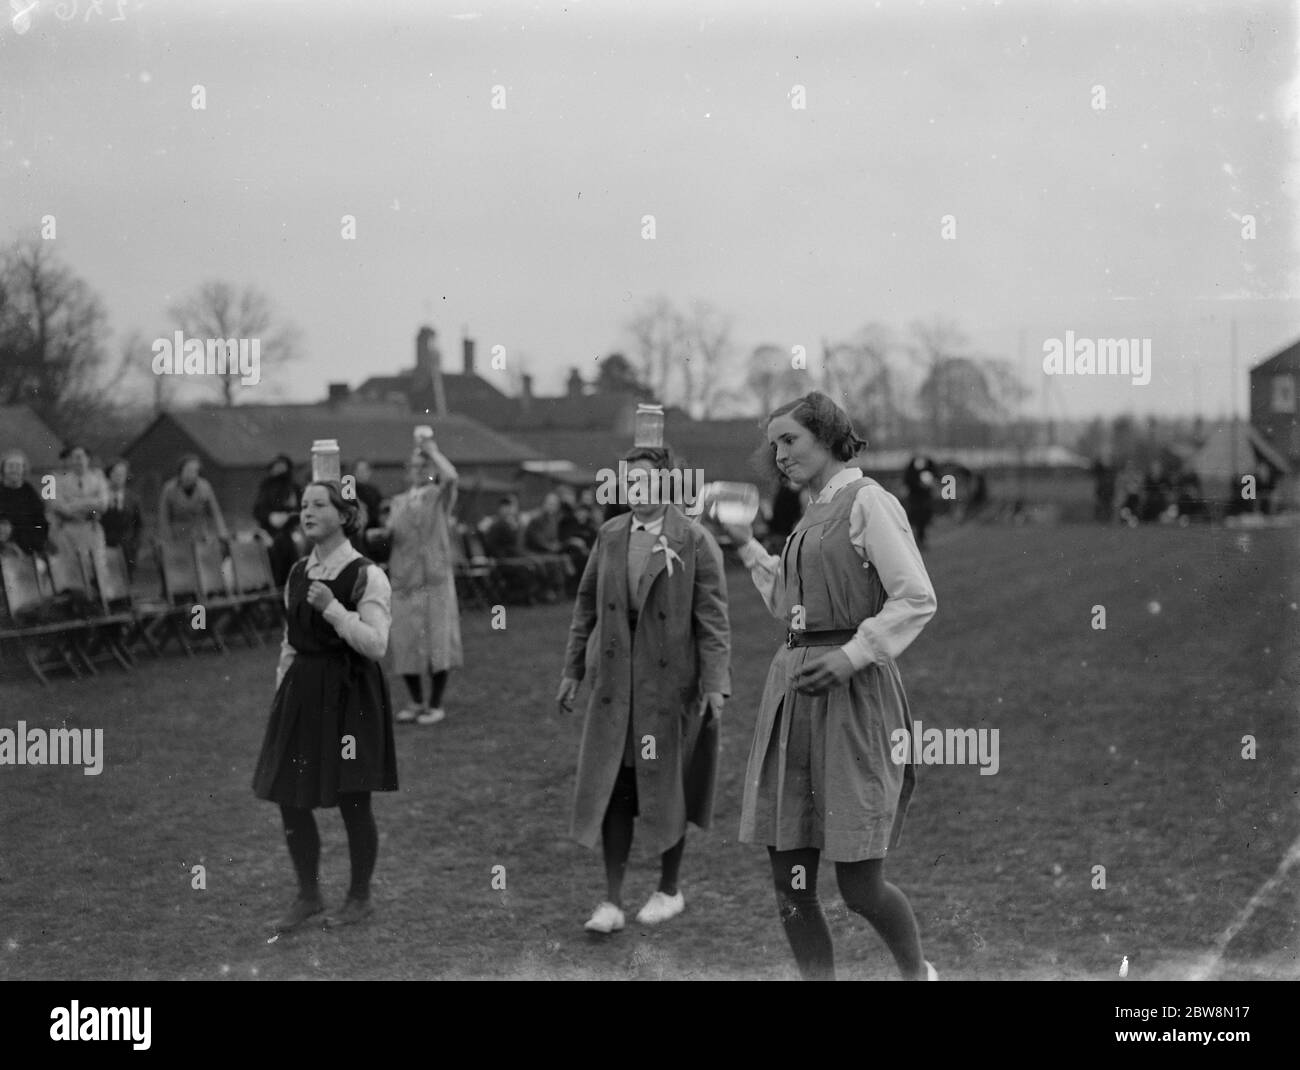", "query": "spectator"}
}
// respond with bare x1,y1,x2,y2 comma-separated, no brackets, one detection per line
48,444,109,563
901,454,939,550
159,454,230,543
0,449,49,555
1090,458,1116,523
483,495,541,603
102,458,145,580
254,454,303,586
524,491,570,601
351,460,384,534
385,436,463,726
